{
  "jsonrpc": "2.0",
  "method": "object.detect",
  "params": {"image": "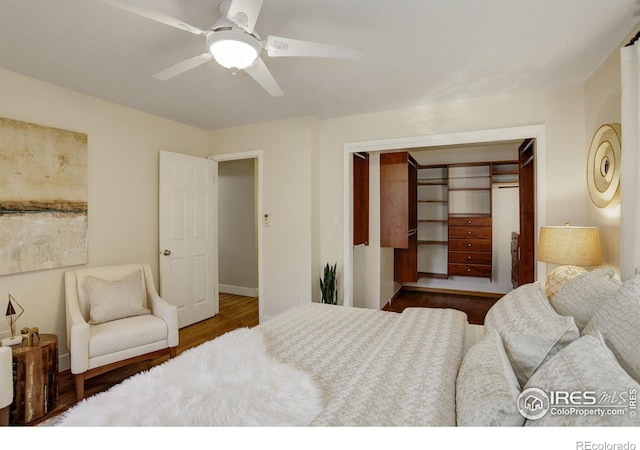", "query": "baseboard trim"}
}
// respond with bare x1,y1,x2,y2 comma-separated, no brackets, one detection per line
219,284,259,298
382,287,405,310
59,353,70,372
401,285,504,299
